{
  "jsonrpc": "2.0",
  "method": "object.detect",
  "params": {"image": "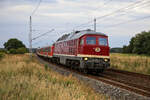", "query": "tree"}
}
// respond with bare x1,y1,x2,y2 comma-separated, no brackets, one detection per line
110,48,123,53
128,37,136,53
4,38,26,50
123,30,150,55
4,38,28,54
122,45,129,53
